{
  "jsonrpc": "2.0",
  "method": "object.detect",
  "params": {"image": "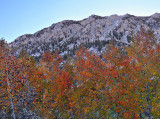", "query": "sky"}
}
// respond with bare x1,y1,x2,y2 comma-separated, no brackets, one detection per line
0,0,160,43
